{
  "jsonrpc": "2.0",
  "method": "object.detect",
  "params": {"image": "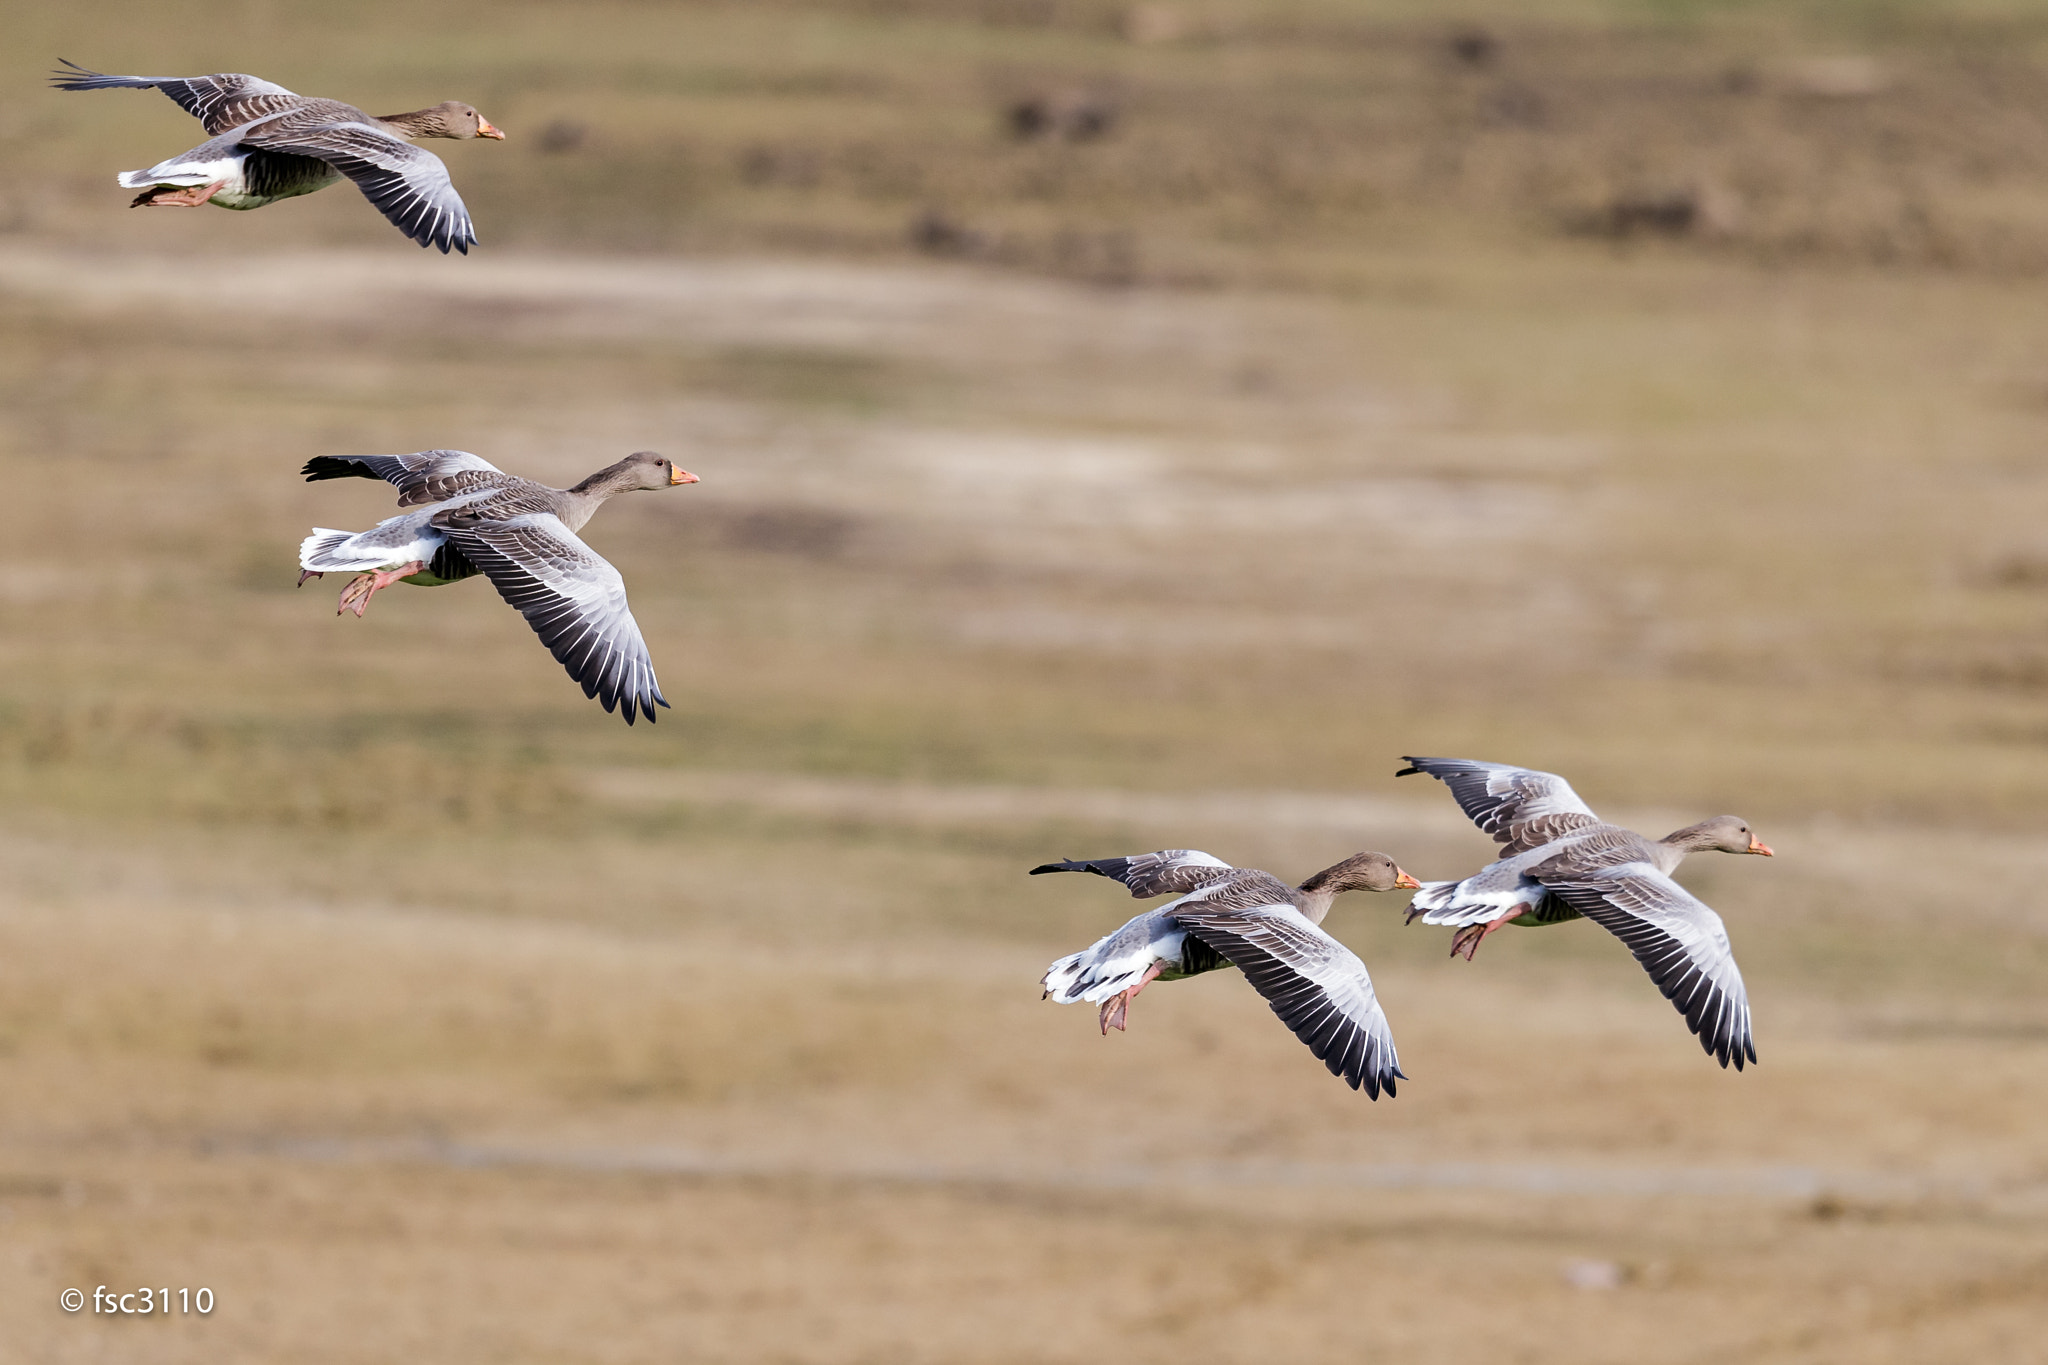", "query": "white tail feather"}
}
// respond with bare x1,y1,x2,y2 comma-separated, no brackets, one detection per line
1040,950,1093,1003
1407,878,1536,927
1041,939,1169,1005
1409,879,1458,912
298,528,387,572
119,168,216,189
